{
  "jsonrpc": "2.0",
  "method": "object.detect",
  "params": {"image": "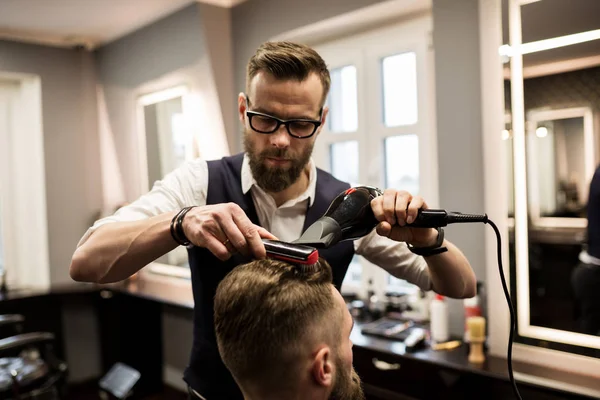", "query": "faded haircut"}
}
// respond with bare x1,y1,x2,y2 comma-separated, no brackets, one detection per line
214,258,338,393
